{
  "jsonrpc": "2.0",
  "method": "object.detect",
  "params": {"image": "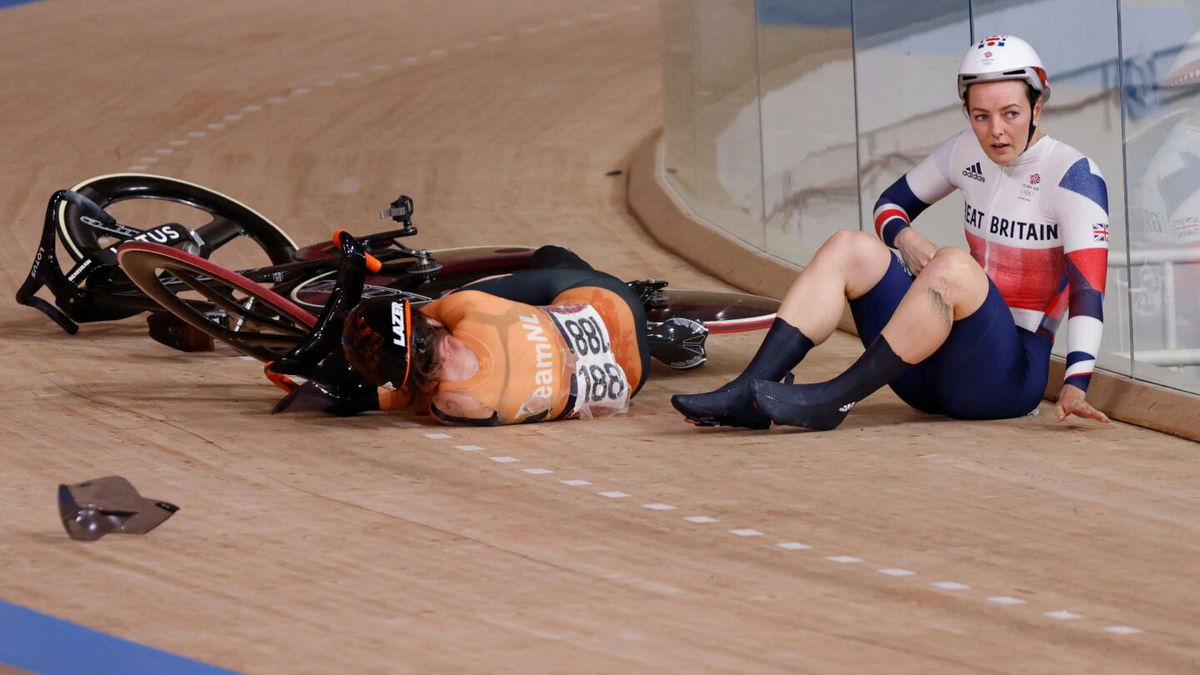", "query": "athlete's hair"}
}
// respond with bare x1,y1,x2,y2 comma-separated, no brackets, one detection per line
342,298,448,409
963,80,1042,113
